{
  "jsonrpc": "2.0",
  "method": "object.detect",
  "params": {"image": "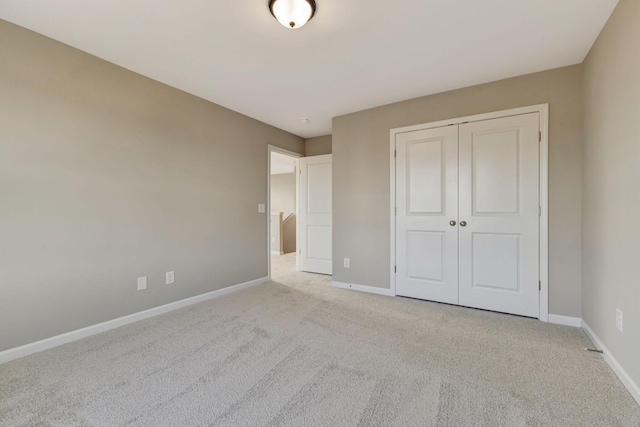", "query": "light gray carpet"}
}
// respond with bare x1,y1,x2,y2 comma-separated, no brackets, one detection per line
1,253,639,426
